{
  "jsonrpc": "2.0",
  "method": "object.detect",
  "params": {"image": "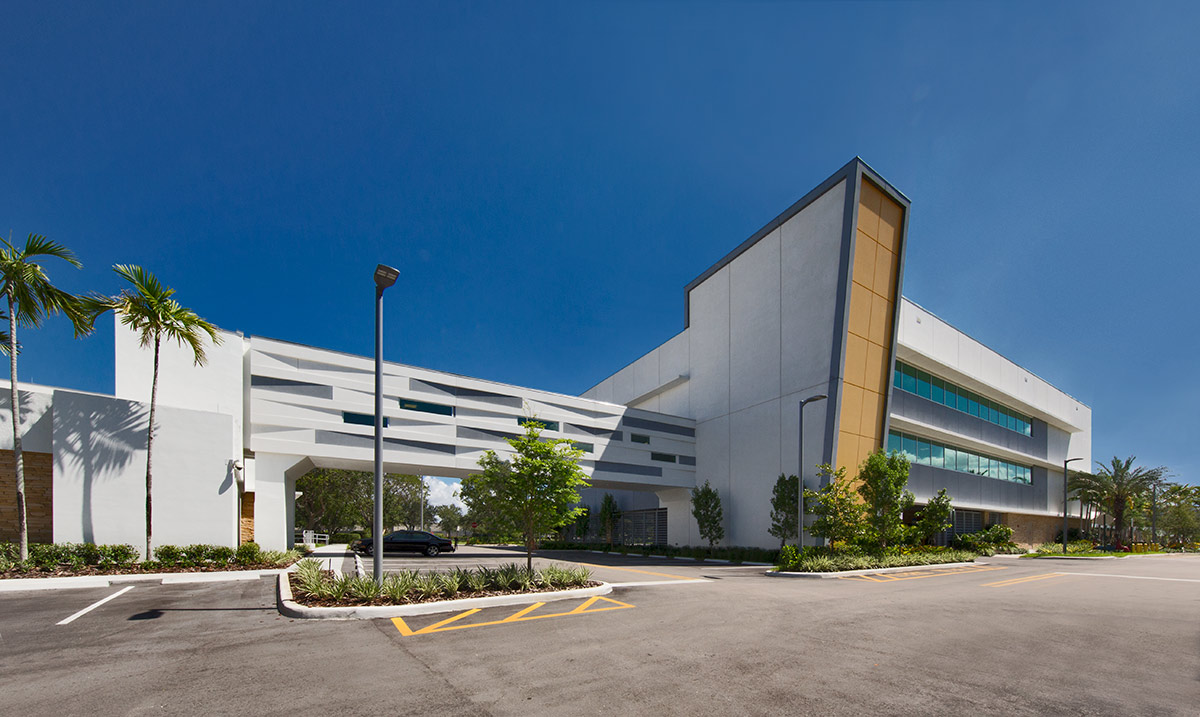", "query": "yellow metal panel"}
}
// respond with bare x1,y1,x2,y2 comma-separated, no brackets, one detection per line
878,195,903,253
848,282,872,339
844,333,869,389
868,293,892,347
872,242,894,296
863,341,887,394
852,230,876,291
841,382,865,434
858,180,883,239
